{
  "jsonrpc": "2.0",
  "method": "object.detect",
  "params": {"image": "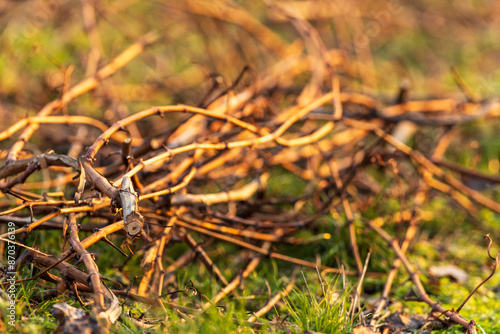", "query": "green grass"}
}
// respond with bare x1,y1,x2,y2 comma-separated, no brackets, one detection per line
283,275,355,334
